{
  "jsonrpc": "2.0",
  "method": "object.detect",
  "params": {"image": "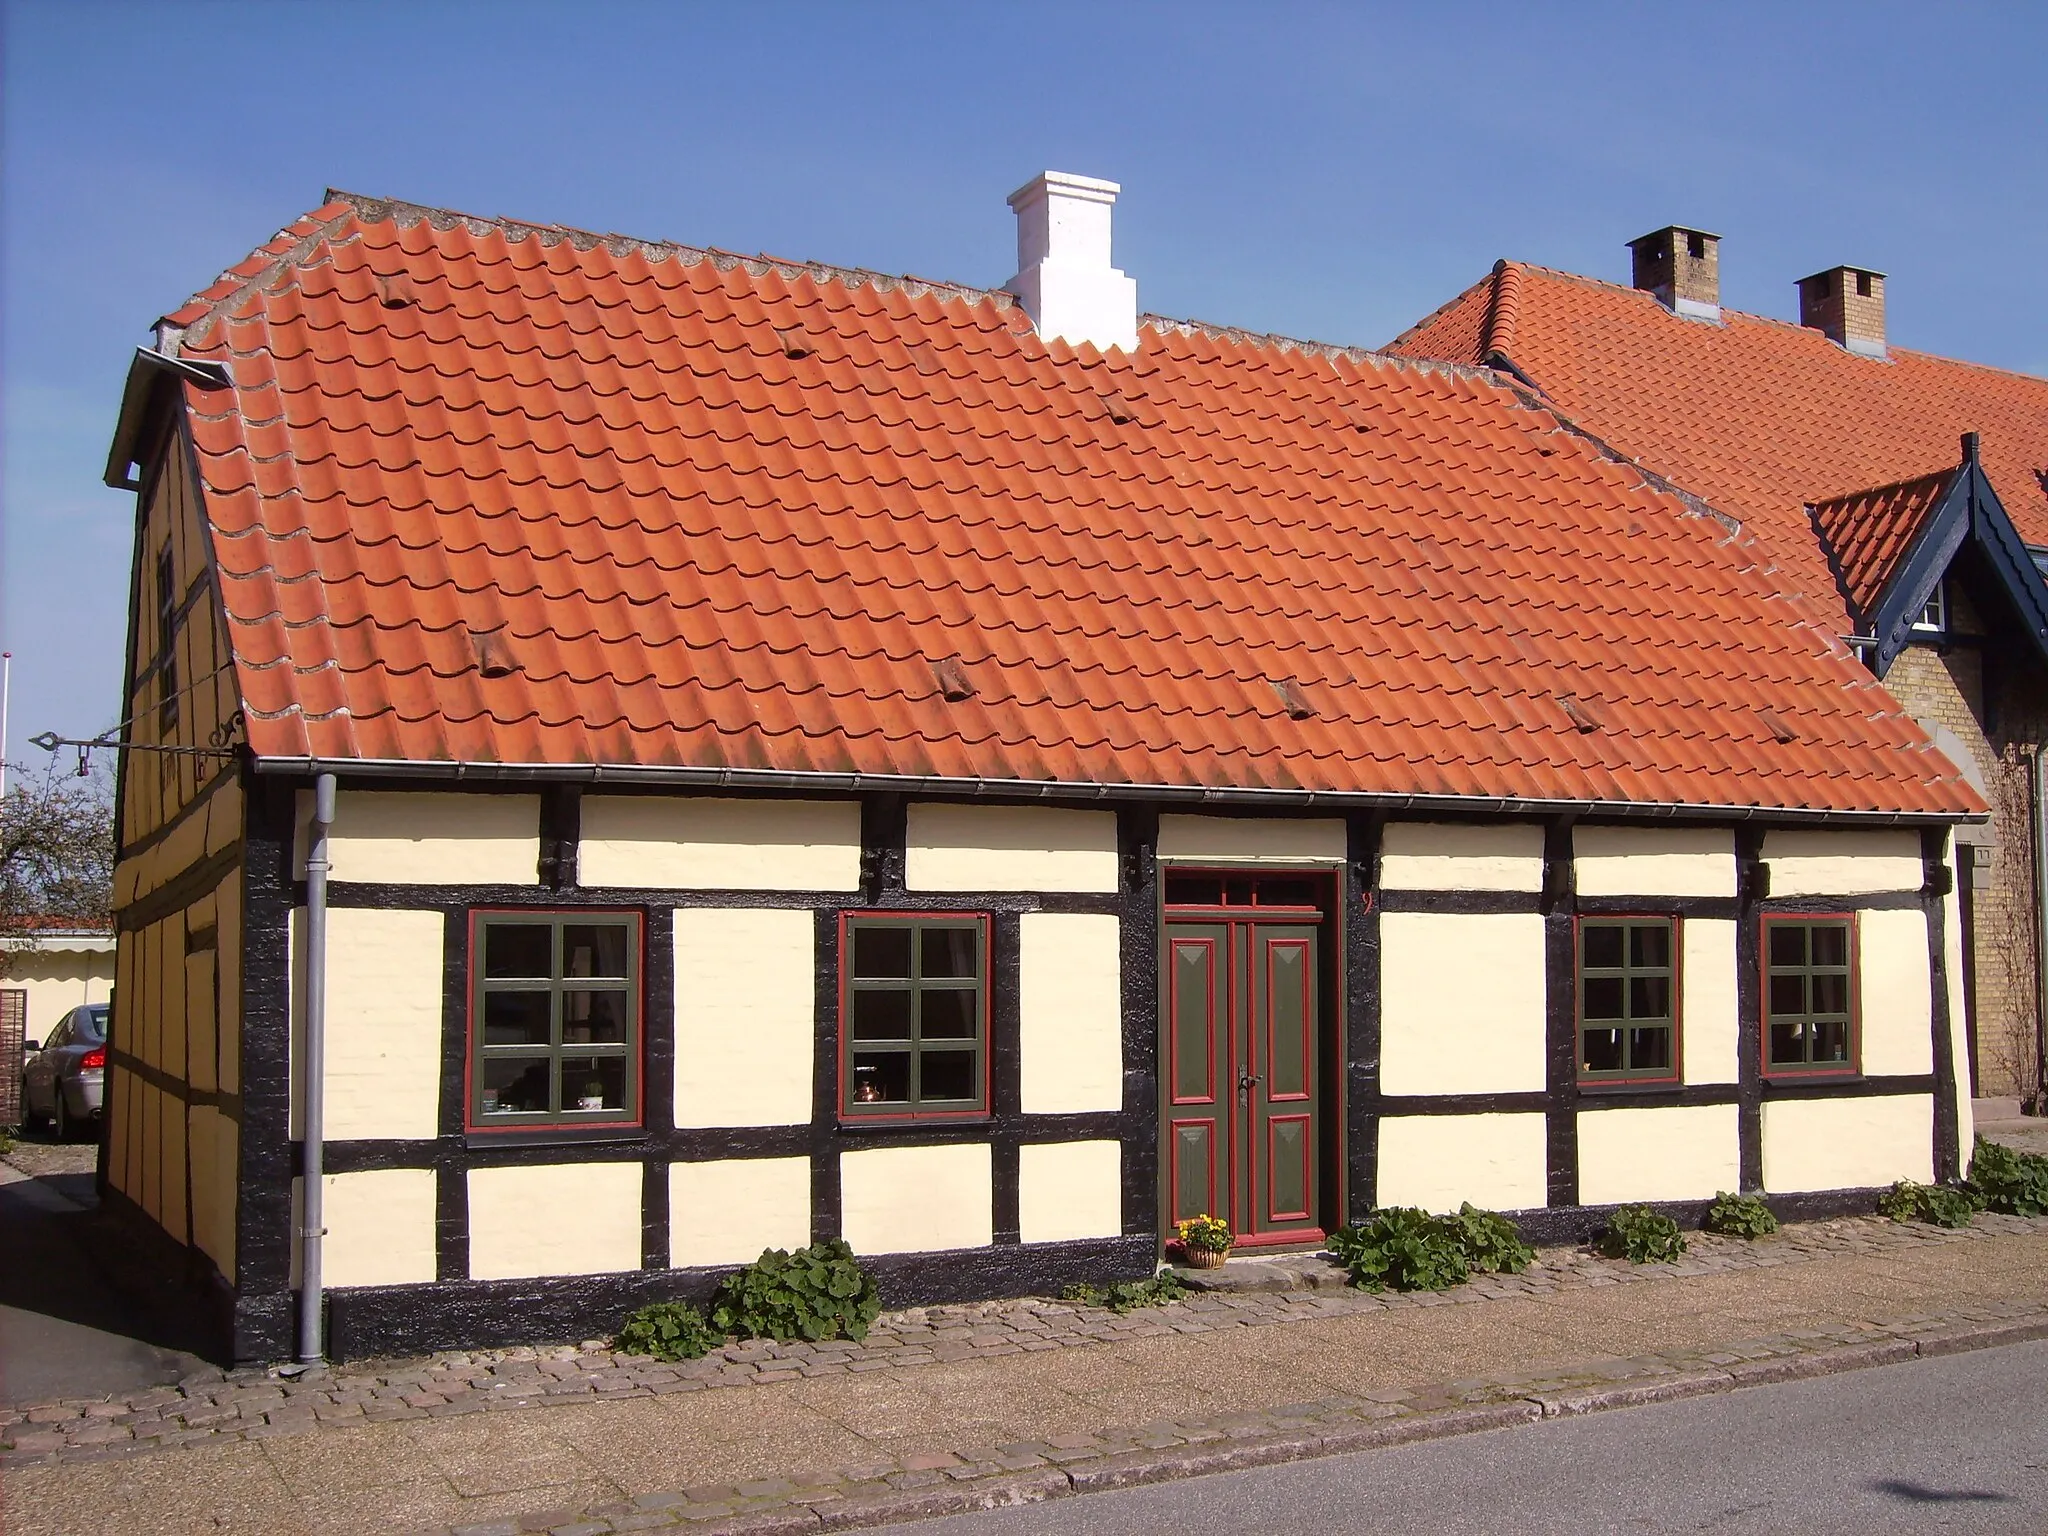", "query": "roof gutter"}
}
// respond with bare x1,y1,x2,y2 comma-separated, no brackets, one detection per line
246,755,1988,828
